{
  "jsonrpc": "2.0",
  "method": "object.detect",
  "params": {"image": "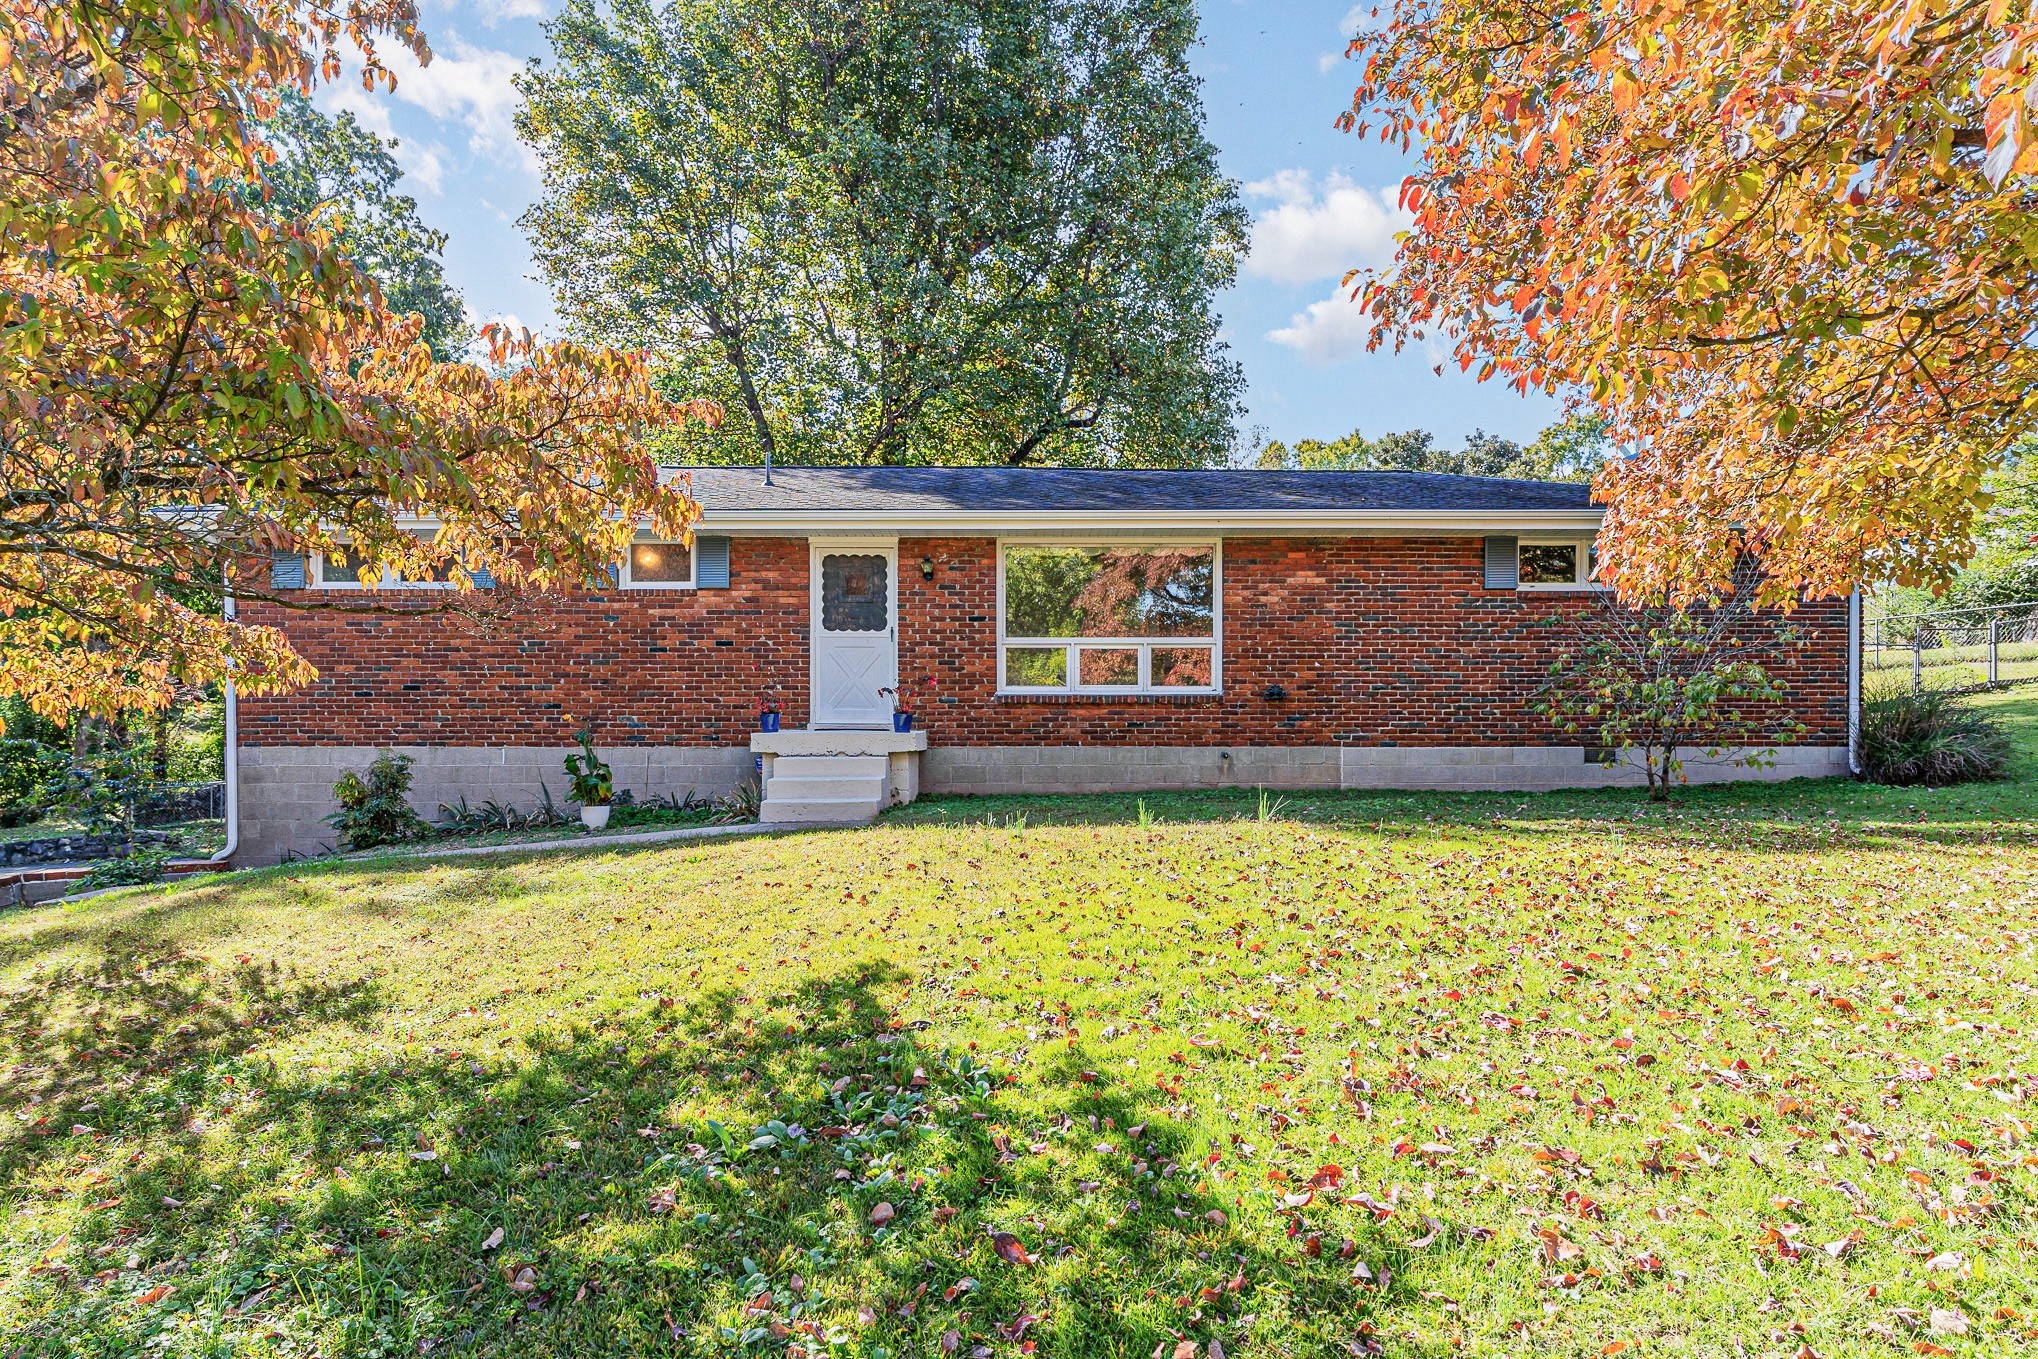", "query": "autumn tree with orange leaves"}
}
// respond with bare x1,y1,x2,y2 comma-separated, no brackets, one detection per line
1341,0,2038,606
0,1,712,719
